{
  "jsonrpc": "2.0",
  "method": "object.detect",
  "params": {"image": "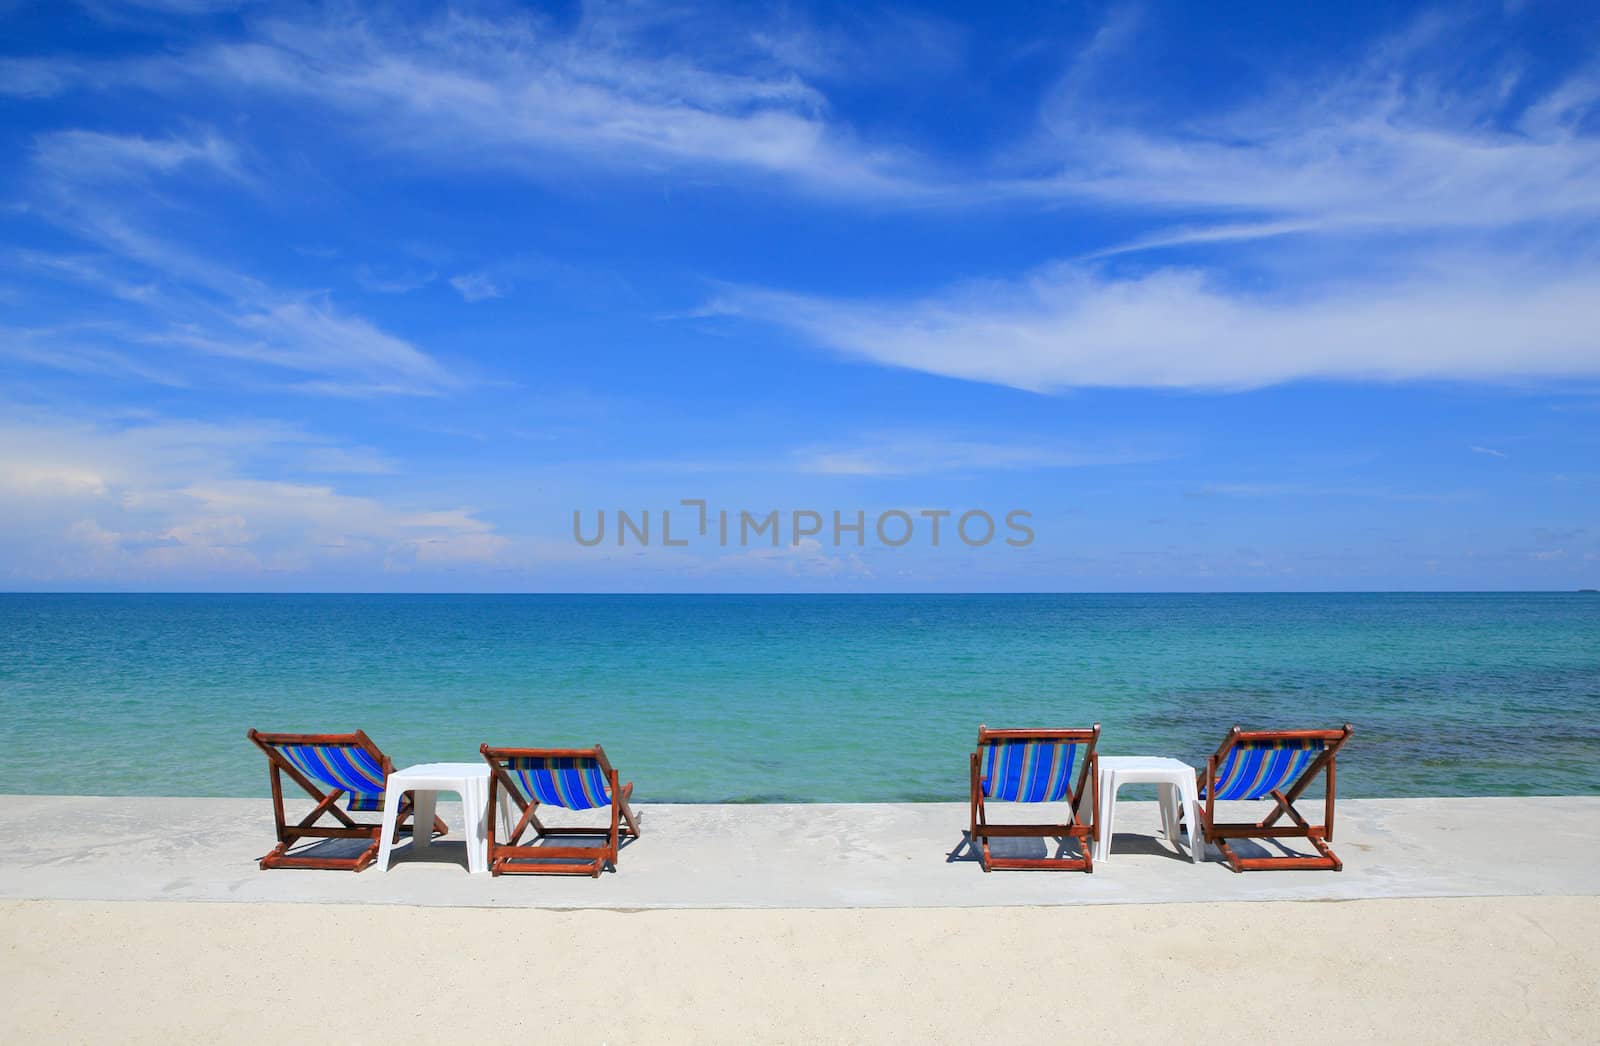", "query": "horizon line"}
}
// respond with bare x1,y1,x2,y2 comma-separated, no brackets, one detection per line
2,589,1595,597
